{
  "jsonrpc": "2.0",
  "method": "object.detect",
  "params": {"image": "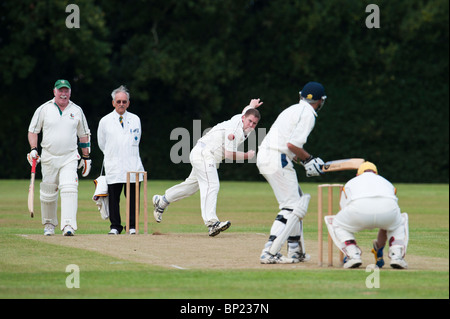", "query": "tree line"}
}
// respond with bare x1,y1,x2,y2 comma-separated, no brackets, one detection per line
0,0,448,183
